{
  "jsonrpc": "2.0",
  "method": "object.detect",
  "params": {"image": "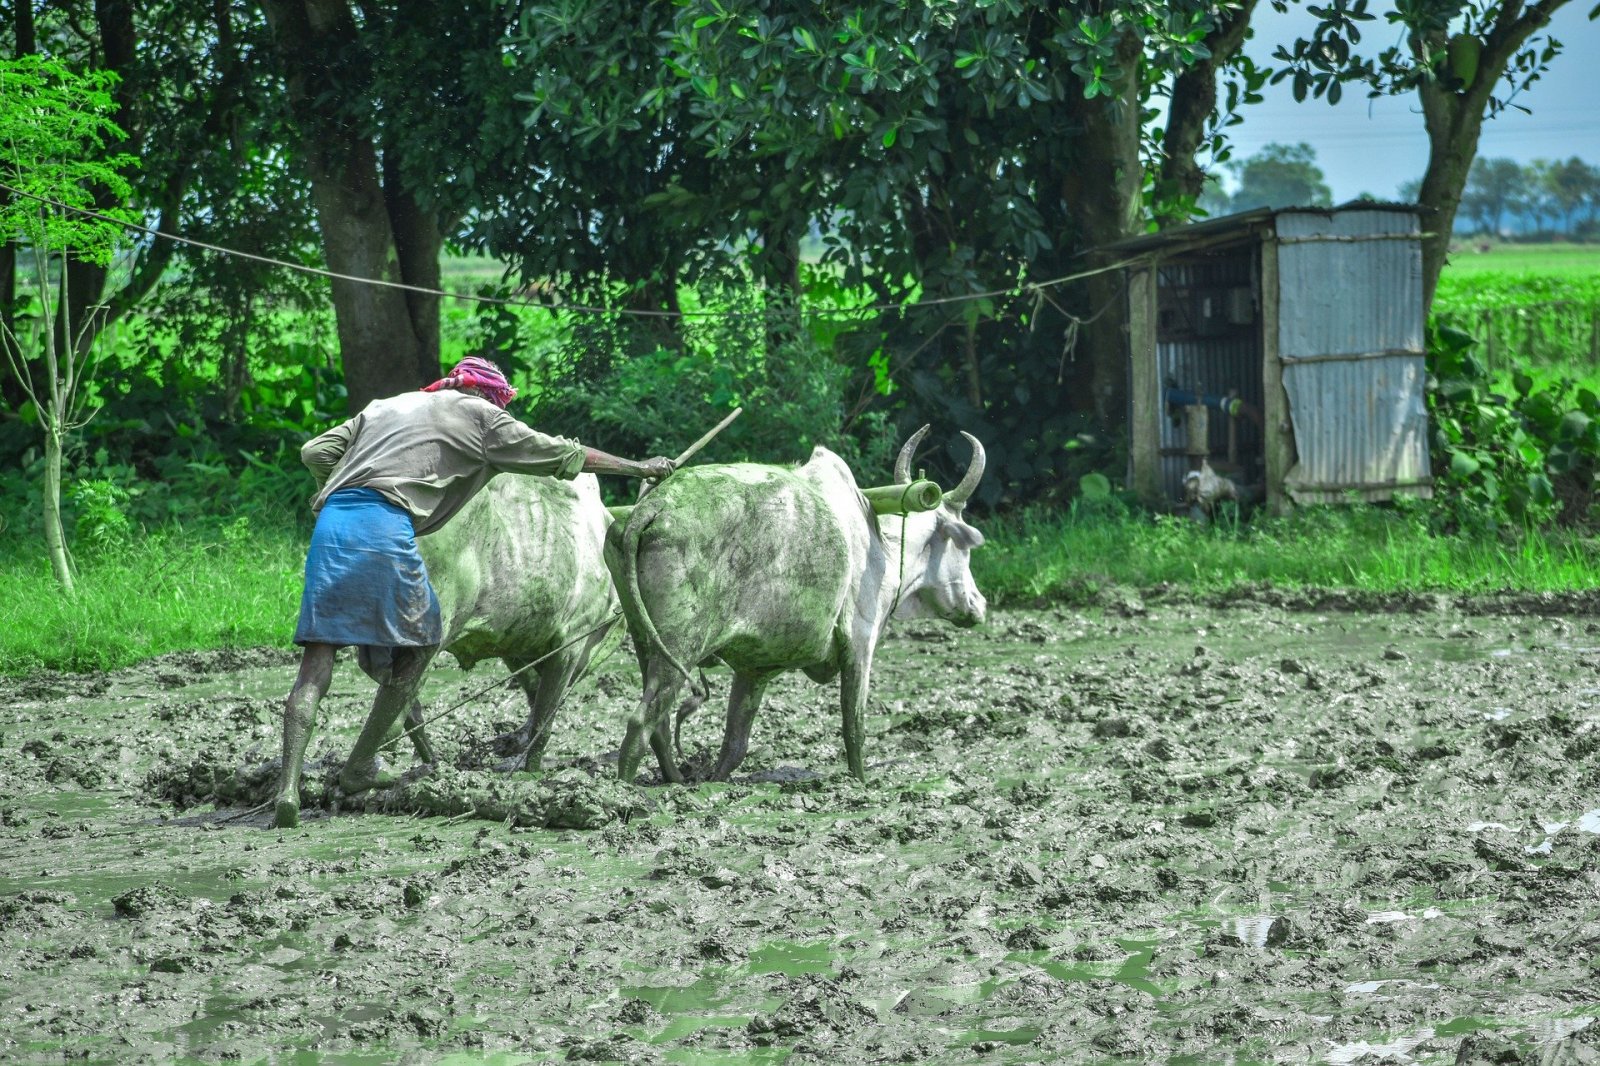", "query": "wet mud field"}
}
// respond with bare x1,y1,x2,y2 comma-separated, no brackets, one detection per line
4,600,1600,1064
